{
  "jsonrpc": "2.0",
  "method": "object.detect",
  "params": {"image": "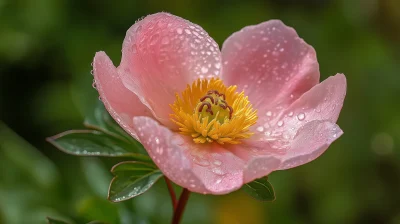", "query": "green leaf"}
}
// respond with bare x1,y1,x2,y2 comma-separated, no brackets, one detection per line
46,217,71,224
242,177,276,201
47,130,151,161
84,101,135,143
108,161,163,202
